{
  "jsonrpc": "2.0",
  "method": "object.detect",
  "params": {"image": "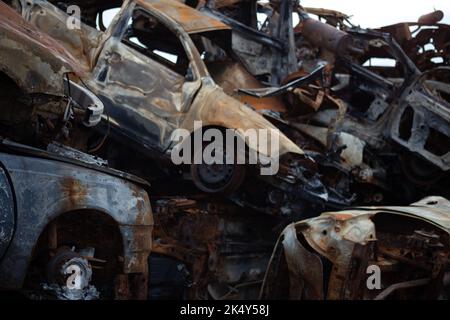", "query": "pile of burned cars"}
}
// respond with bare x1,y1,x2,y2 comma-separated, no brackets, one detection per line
0,0,449,300
198,0,450,205
0,1,152,299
